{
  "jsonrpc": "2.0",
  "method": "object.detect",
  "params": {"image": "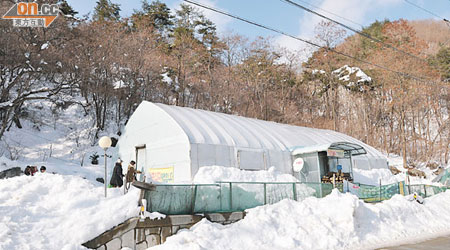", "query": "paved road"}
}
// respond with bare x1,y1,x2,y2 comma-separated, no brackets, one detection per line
383,235,450,249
